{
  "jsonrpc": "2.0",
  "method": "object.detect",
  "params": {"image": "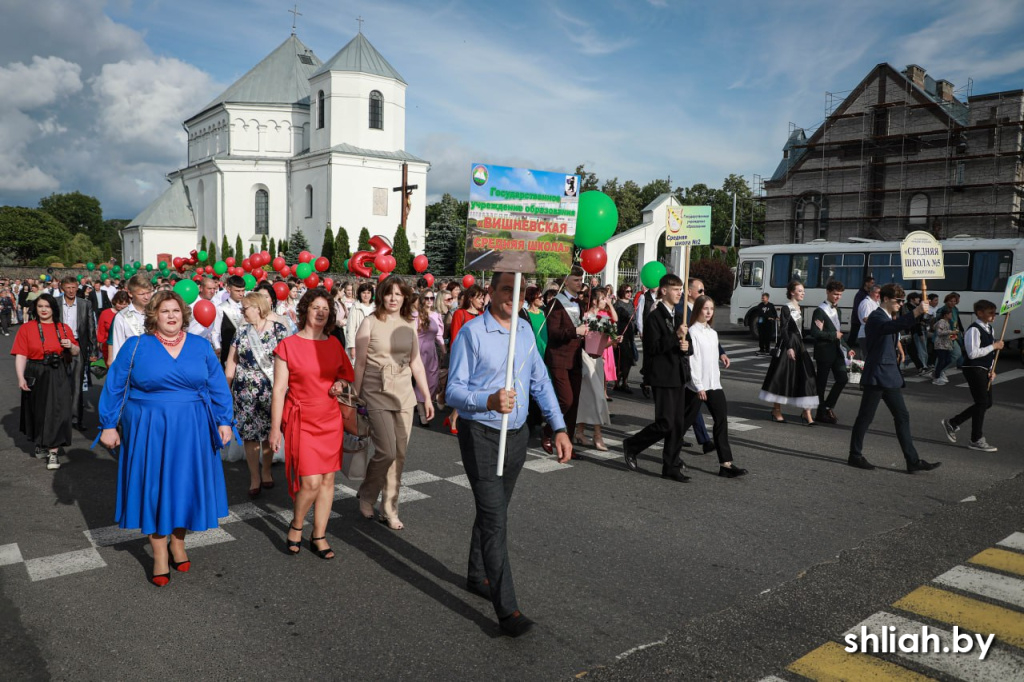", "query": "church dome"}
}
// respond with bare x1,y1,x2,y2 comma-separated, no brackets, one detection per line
312,33,405,84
